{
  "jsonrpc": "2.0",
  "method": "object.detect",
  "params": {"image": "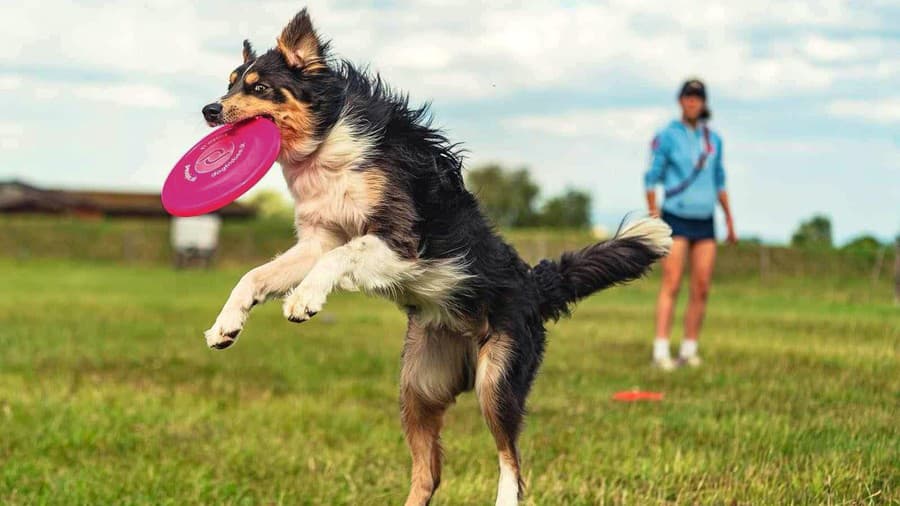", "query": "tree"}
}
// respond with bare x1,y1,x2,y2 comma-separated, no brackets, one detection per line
466,164,596,229
737,236,764,245
538,189,592,229
465,164,540,227
791,215,833,248
841,234,883,253
243,189,293,220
